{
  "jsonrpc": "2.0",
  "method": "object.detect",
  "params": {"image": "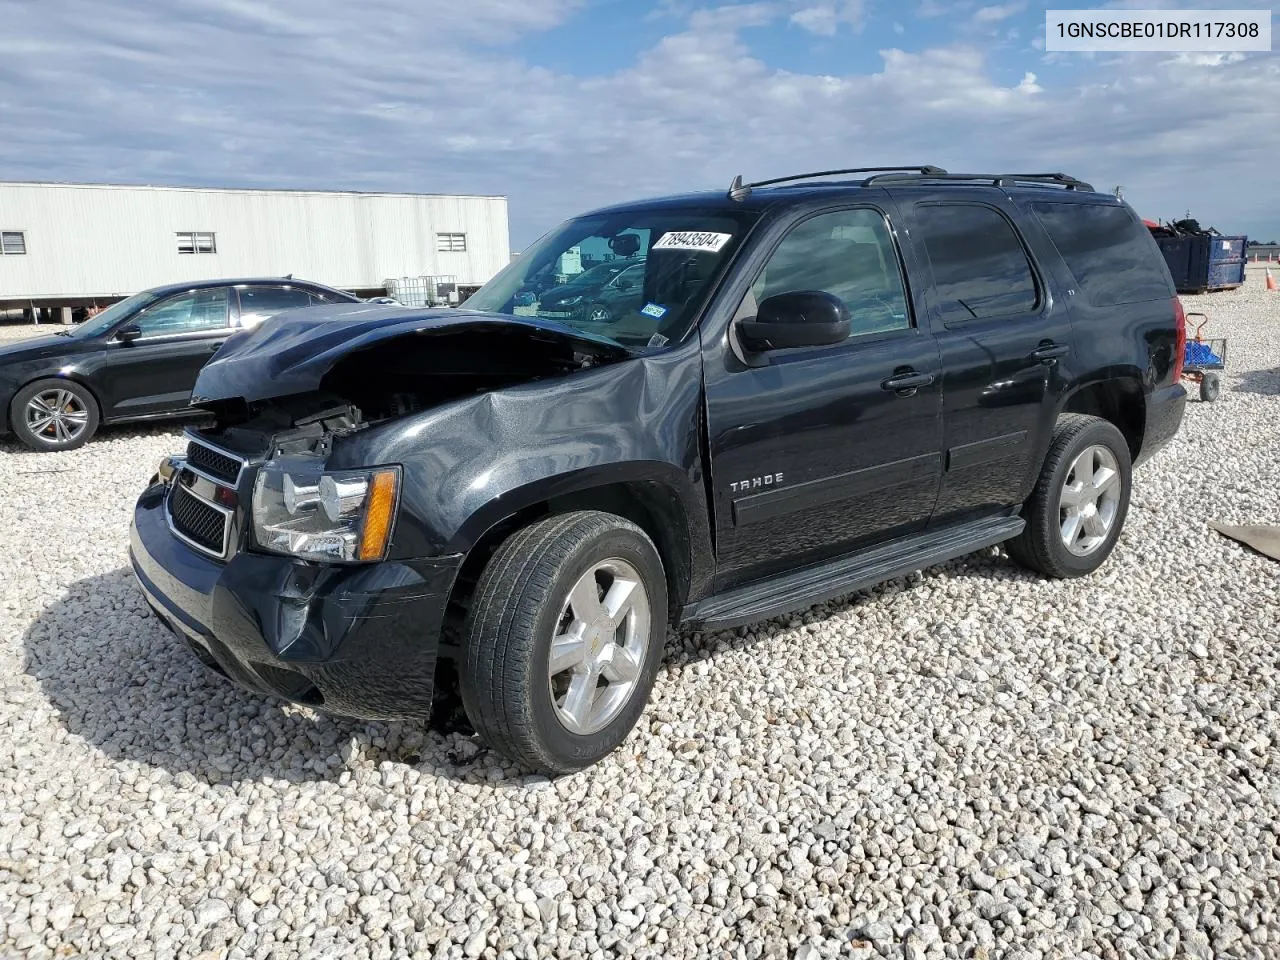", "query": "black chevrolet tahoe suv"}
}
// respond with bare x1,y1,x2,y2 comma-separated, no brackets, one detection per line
130,166,1188,774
